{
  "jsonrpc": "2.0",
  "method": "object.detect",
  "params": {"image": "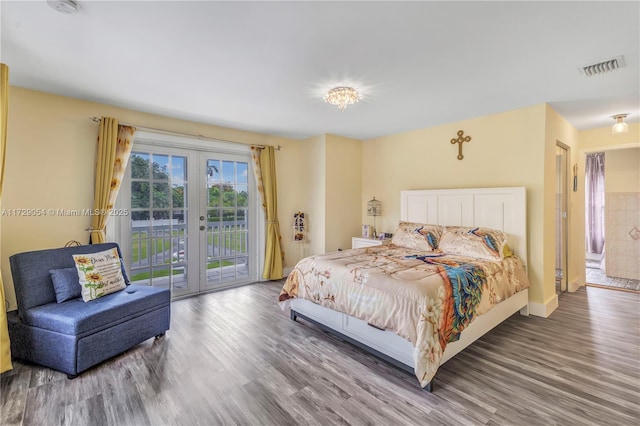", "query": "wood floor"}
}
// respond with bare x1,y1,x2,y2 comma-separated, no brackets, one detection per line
2,283,639,426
